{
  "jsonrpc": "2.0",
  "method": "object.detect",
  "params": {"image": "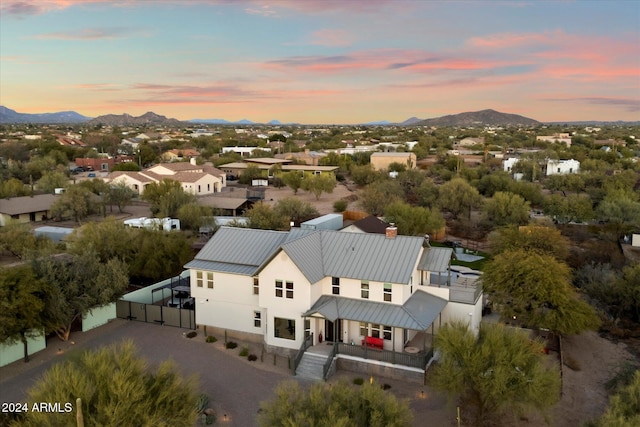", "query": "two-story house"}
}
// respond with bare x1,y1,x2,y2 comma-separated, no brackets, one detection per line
186,225,483,382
